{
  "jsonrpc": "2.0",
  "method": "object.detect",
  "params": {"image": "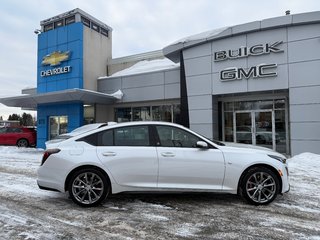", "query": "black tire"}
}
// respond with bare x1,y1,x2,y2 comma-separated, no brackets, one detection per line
17,138,29,147
68,168,110,207
241,167,280,205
